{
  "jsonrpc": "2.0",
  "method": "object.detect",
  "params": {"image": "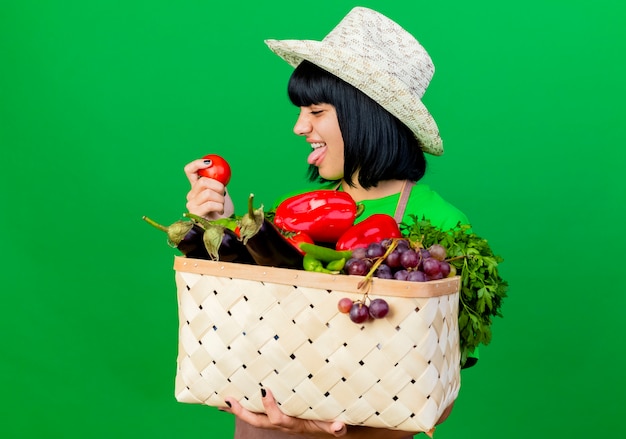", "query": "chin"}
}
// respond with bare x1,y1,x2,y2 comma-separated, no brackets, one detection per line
318,170,343,181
